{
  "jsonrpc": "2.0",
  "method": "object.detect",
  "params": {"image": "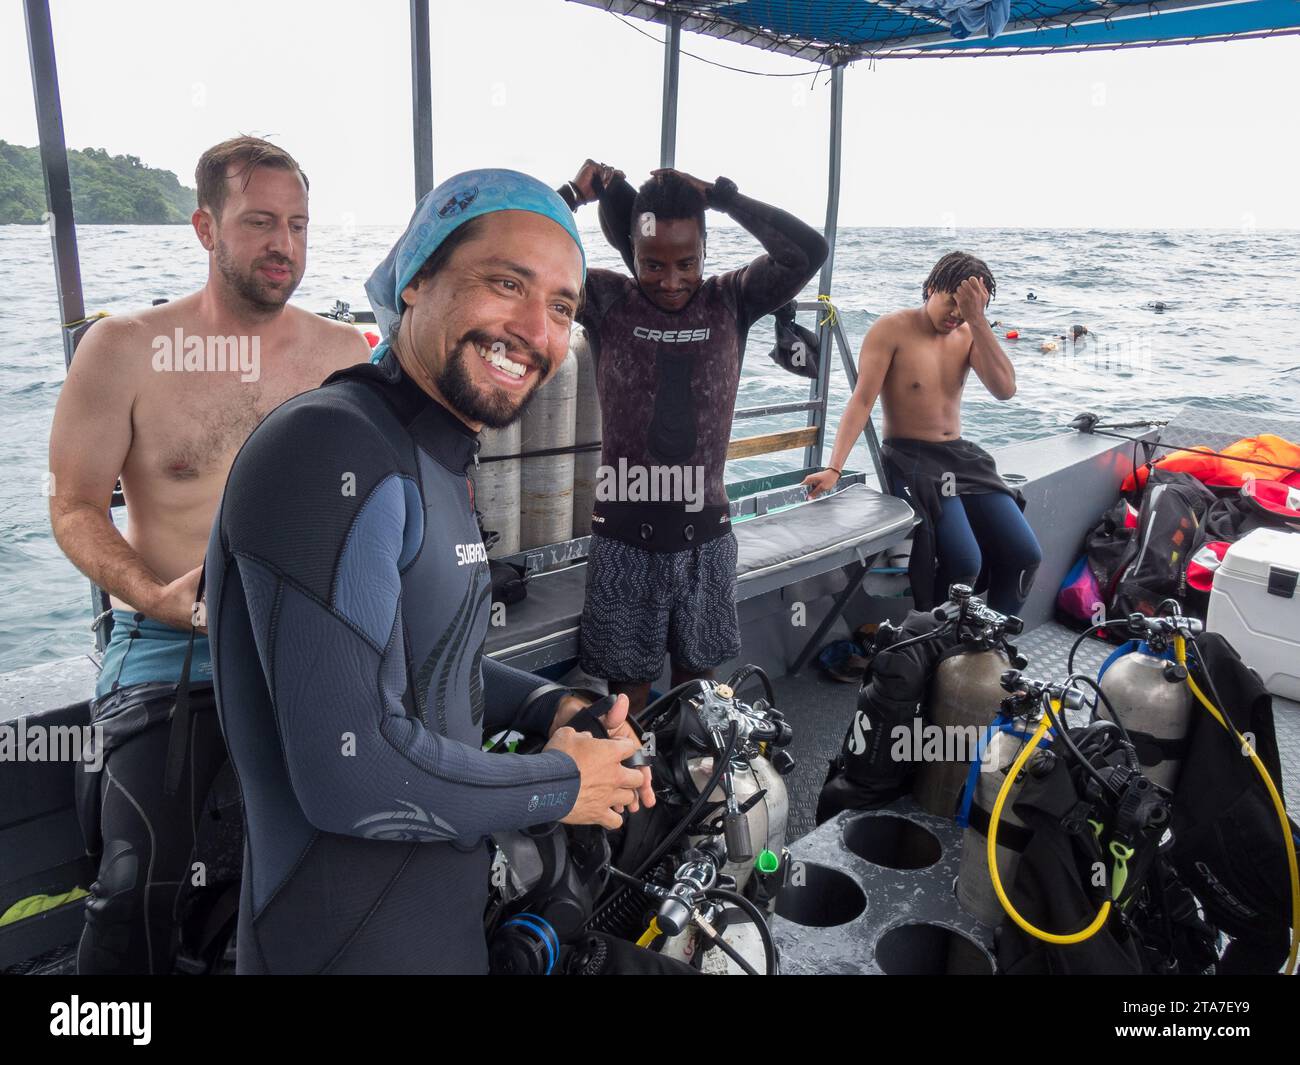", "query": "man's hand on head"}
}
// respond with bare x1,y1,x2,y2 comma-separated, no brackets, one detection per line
650,168,713,200
955,276,990,325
